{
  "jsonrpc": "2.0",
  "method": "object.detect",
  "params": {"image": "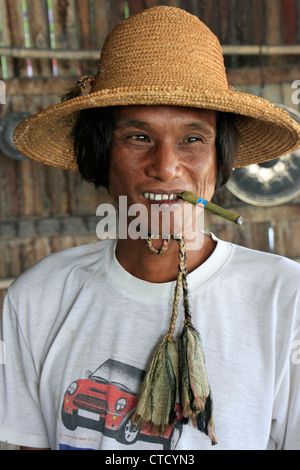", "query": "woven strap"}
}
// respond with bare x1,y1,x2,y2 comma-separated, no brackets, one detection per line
146,235,190,336
146,236,170,255
142,234,217,445
167,236,190,337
